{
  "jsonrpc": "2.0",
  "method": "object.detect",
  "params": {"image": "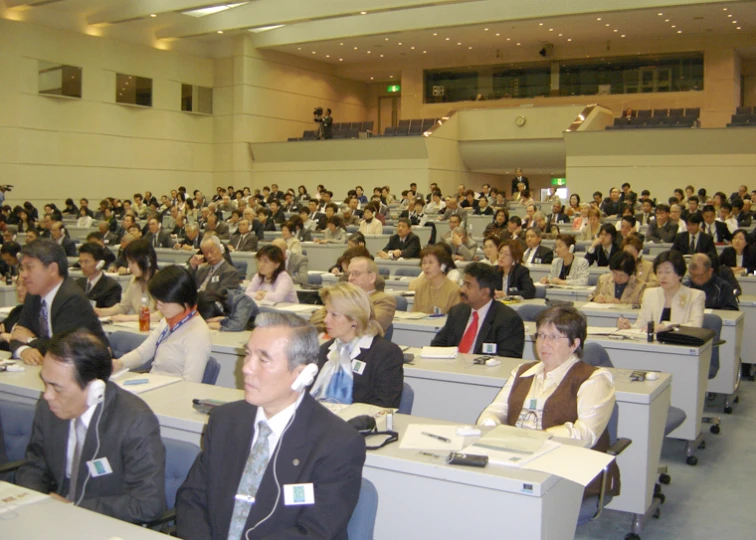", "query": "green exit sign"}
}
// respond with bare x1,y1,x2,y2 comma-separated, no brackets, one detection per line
386,84,401,93
551,178,566,186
